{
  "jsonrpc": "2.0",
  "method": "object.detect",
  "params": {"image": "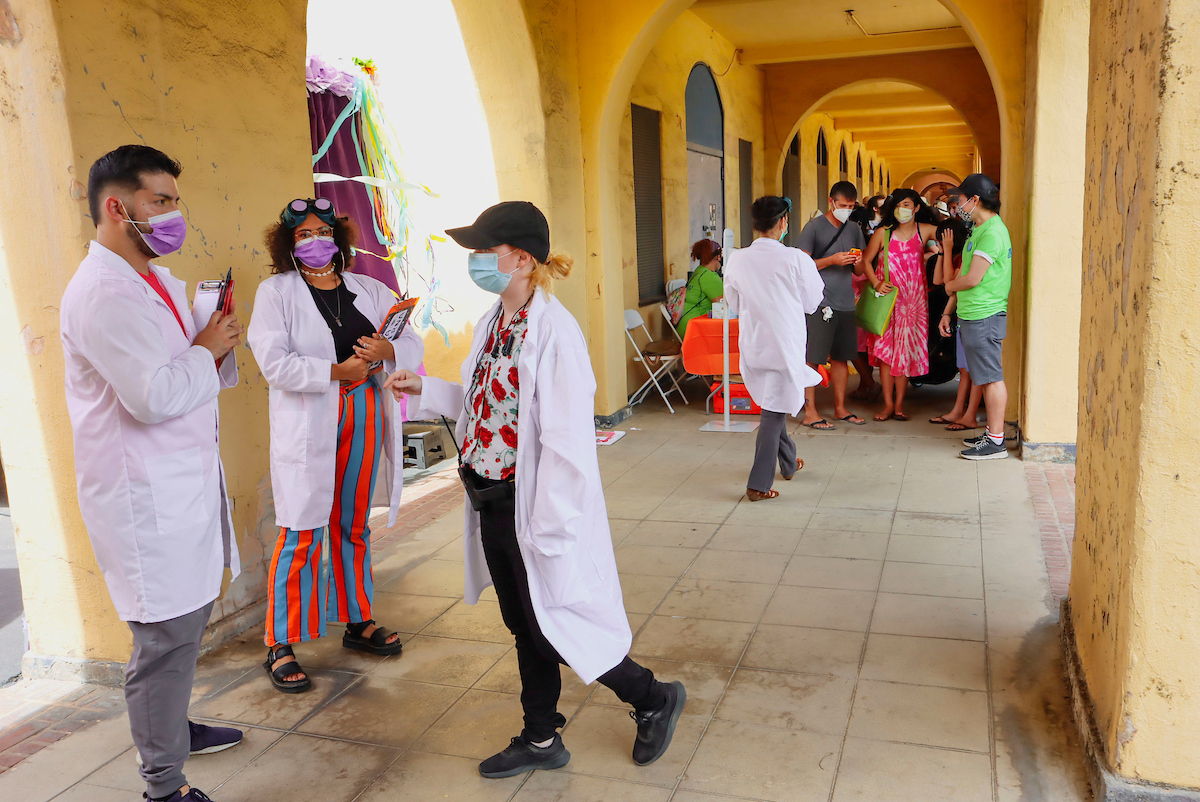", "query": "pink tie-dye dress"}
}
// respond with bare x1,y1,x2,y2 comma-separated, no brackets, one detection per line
869,227,929,378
